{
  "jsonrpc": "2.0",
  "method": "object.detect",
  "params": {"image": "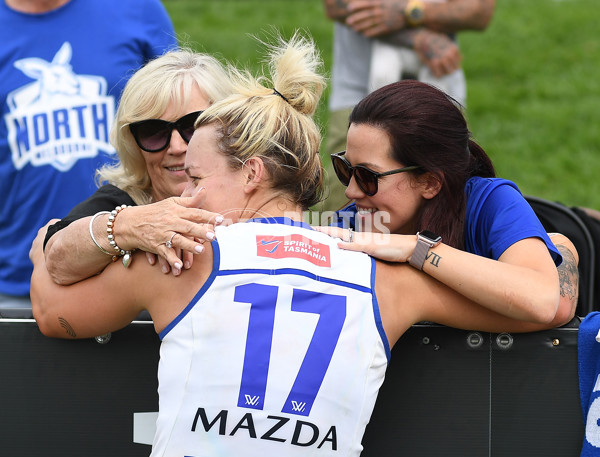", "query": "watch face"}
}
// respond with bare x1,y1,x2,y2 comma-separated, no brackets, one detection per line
419,230,442,243
410,7,424,22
